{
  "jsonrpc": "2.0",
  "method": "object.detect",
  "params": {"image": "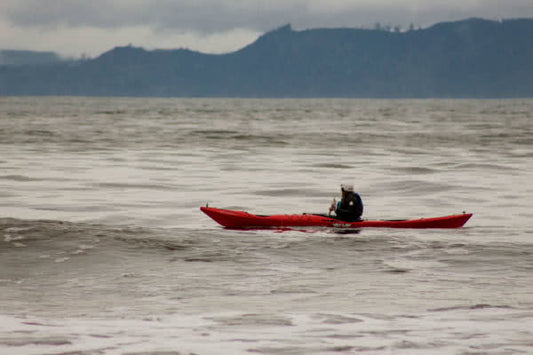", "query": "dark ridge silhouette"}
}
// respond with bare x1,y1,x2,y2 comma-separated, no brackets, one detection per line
0,50,63,66
1,18,532,98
